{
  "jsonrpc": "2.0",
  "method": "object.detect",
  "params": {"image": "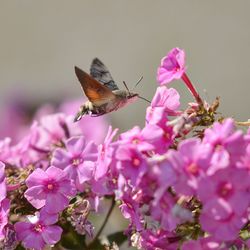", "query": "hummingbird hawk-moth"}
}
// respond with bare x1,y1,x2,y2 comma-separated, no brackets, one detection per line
74,58,144,122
